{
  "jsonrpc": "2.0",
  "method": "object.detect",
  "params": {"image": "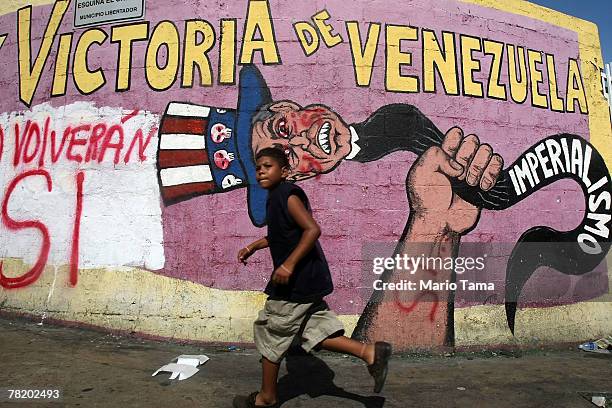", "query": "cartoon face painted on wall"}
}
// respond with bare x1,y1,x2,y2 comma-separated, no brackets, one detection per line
251,101,352,181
